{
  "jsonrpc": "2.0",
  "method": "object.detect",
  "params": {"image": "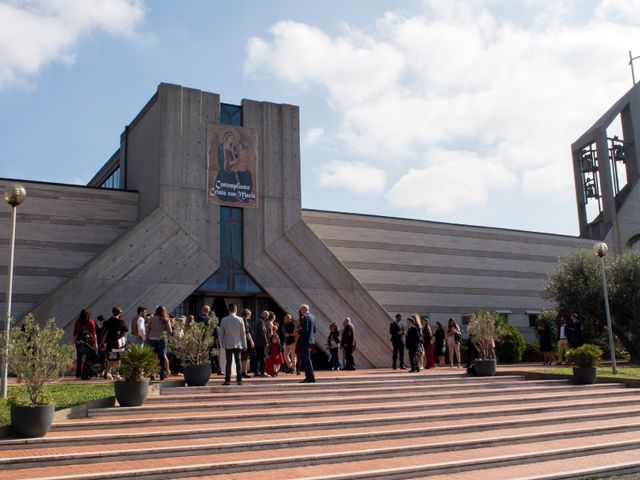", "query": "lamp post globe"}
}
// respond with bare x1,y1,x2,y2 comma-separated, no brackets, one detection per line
593,242,608,257
593,241,617,374
2,183,27,399
3,184,27,207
